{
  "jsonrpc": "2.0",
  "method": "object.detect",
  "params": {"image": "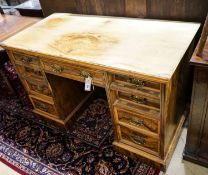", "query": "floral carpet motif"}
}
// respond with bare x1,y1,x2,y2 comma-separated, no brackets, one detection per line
70,98,113,147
